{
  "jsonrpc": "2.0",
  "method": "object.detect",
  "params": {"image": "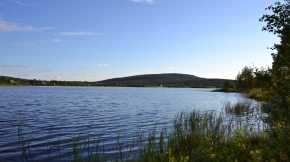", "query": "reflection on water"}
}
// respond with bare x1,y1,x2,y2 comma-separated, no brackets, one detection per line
0,86,259,161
